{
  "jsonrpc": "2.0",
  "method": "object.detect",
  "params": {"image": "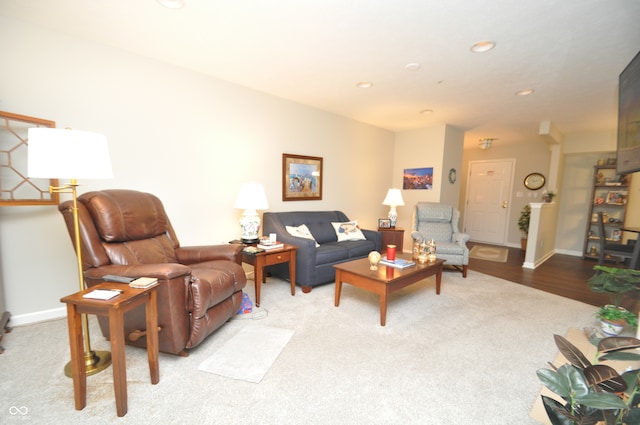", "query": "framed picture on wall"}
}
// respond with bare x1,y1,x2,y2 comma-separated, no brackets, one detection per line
282,153,323,201
403,167,433,190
